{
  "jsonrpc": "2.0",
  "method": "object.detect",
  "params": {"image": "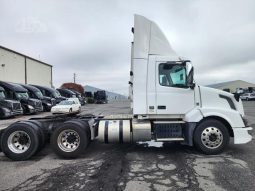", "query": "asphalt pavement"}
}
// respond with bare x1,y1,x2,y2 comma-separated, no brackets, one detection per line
0,100,254,191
